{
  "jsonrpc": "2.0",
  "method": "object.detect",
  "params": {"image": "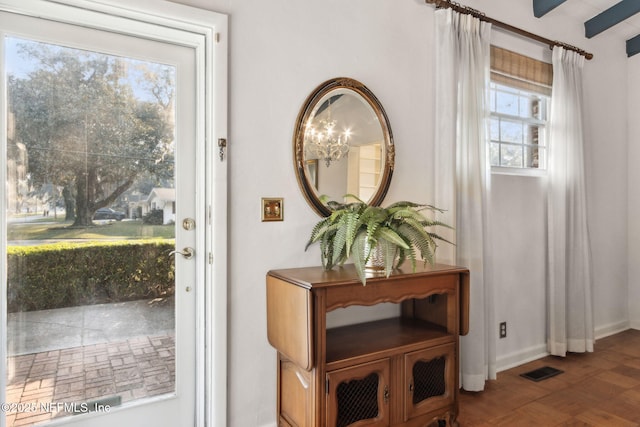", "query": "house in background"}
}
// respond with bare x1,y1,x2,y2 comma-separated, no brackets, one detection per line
126,192,147,220
146,187,175,225
125,188,175,224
